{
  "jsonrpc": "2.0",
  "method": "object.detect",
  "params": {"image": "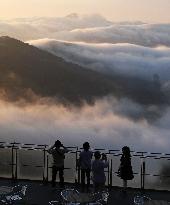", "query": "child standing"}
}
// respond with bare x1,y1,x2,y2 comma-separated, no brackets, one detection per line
79,142,93,192
118,146,134,192
92,151,109,191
